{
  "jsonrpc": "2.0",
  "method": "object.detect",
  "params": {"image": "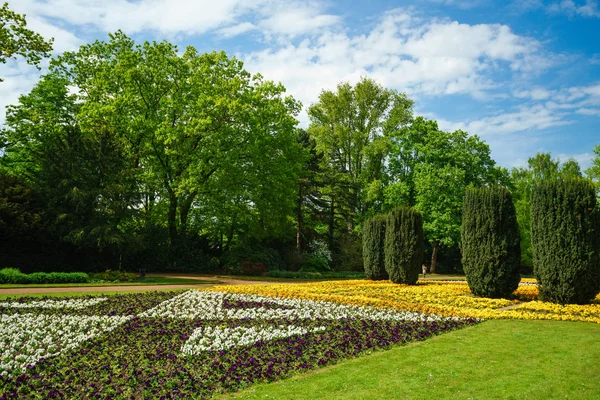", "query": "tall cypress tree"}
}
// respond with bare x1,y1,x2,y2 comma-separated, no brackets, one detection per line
461,186,521,298
384,207,424,285
531,179,600,304
362,215,388,280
